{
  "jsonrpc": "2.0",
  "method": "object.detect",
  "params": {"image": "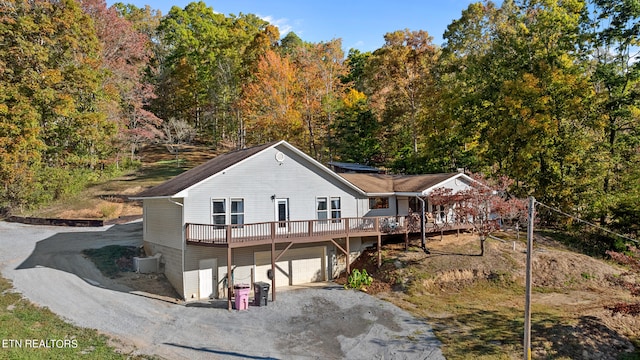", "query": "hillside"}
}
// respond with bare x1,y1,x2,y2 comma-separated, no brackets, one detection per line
13,144,221,221
342,233,640,359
